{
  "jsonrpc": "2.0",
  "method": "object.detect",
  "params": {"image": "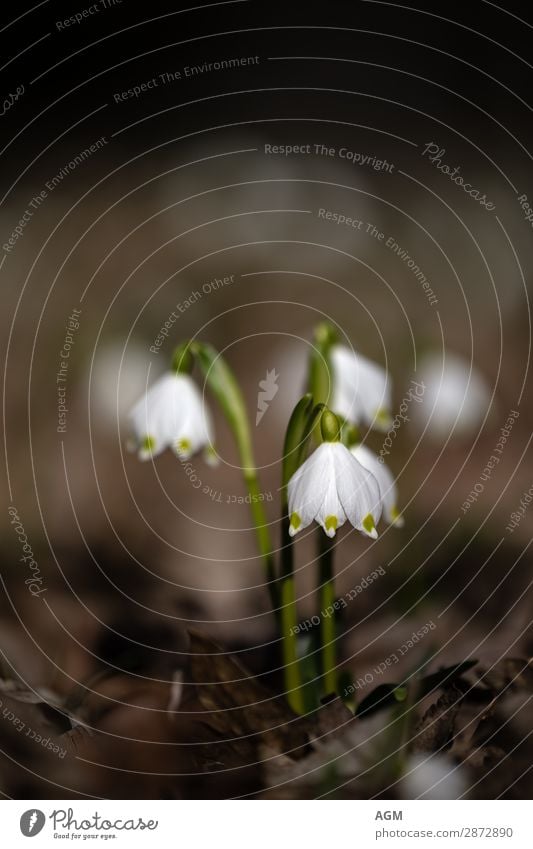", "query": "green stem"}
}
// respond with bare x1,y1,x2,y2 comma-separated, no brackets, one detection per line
279,521,305,715
308,321,337,405
277,394,325,715
241,455,278,611
308,326,339,697
190,341,278,610
318,530,337,696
